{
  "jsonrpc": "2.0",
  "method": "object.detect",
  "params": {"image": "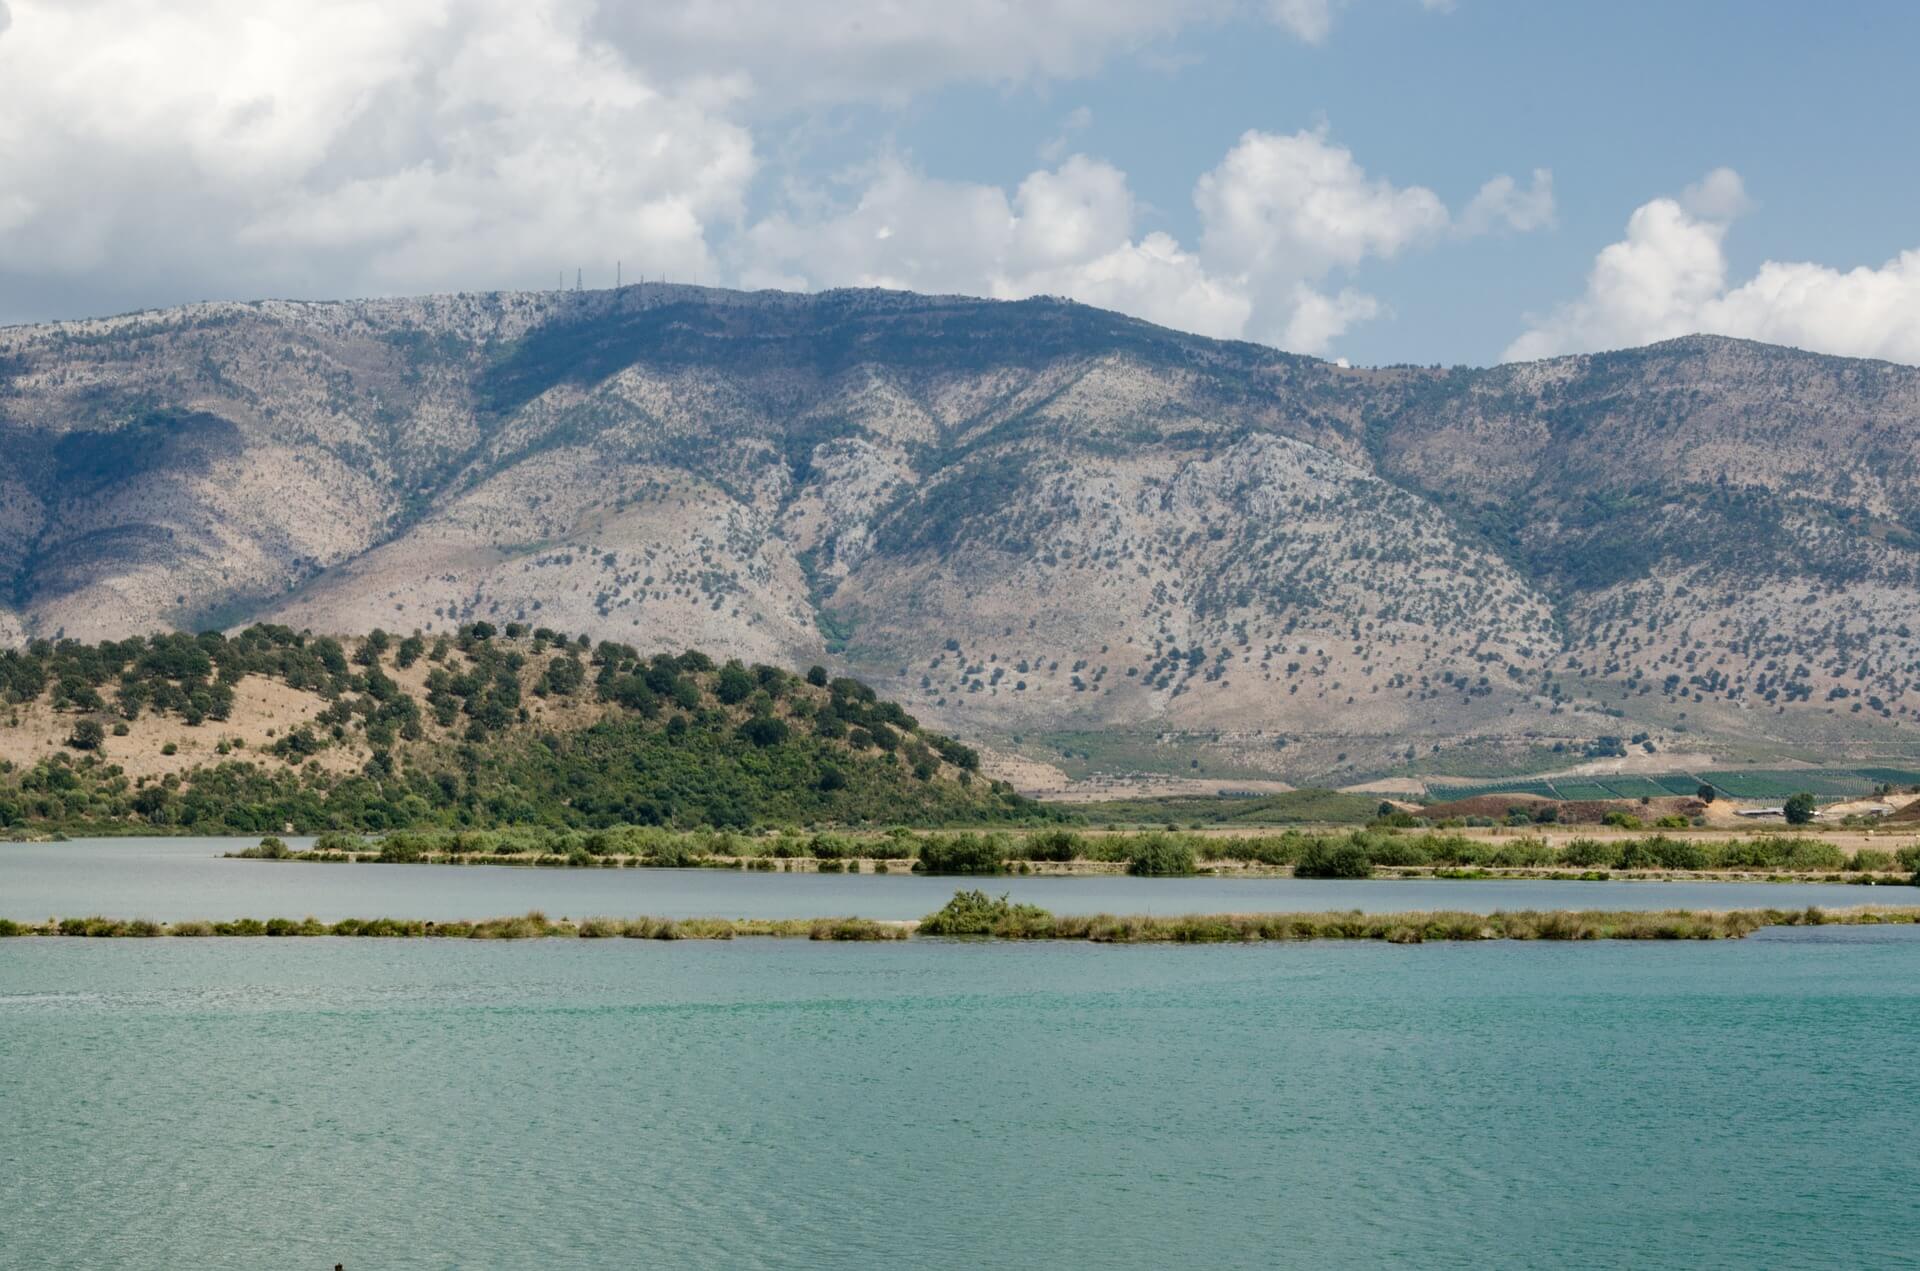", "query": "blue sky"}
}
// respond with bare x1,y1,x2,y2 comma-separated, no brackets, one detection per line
2,0,1917,366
